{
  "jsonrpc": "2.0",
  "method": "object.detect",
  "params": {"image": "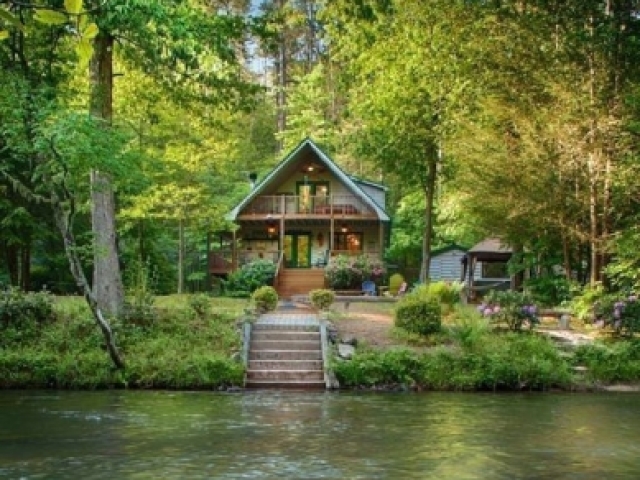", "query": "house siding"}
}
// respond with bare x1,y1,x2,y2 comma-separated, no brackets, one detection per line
429,249,466,281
